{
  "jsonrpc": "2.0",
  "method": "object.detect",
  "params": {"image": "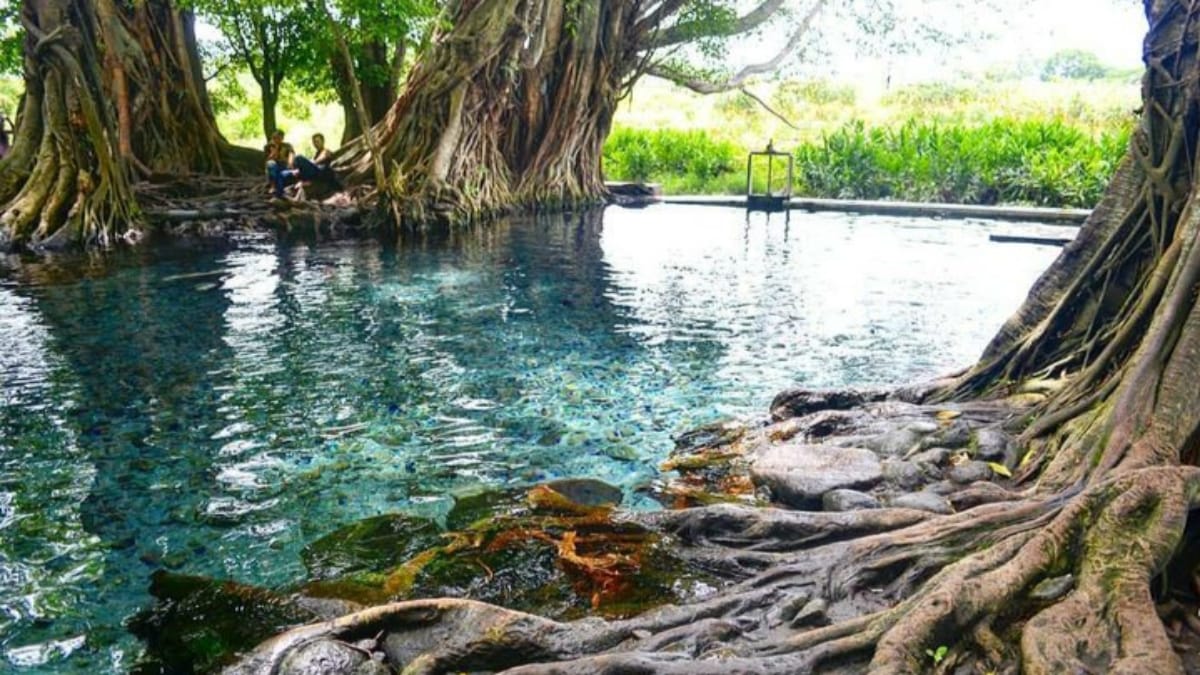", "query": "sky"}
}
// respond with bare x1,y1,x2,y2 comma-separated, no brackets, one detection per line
1017,0,1144,68
789,0,1147,84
